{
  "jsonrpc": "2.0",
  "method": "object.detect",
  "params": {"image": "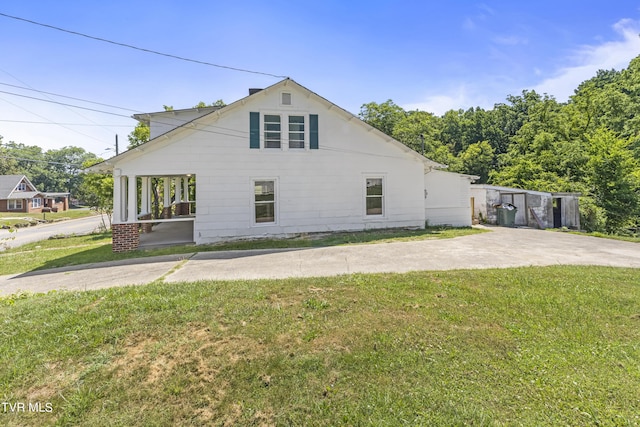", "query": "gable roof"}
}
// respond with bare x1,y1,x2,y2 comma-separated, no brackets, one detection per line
87,79,445,172
0,175,39,199
132,106,222,127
